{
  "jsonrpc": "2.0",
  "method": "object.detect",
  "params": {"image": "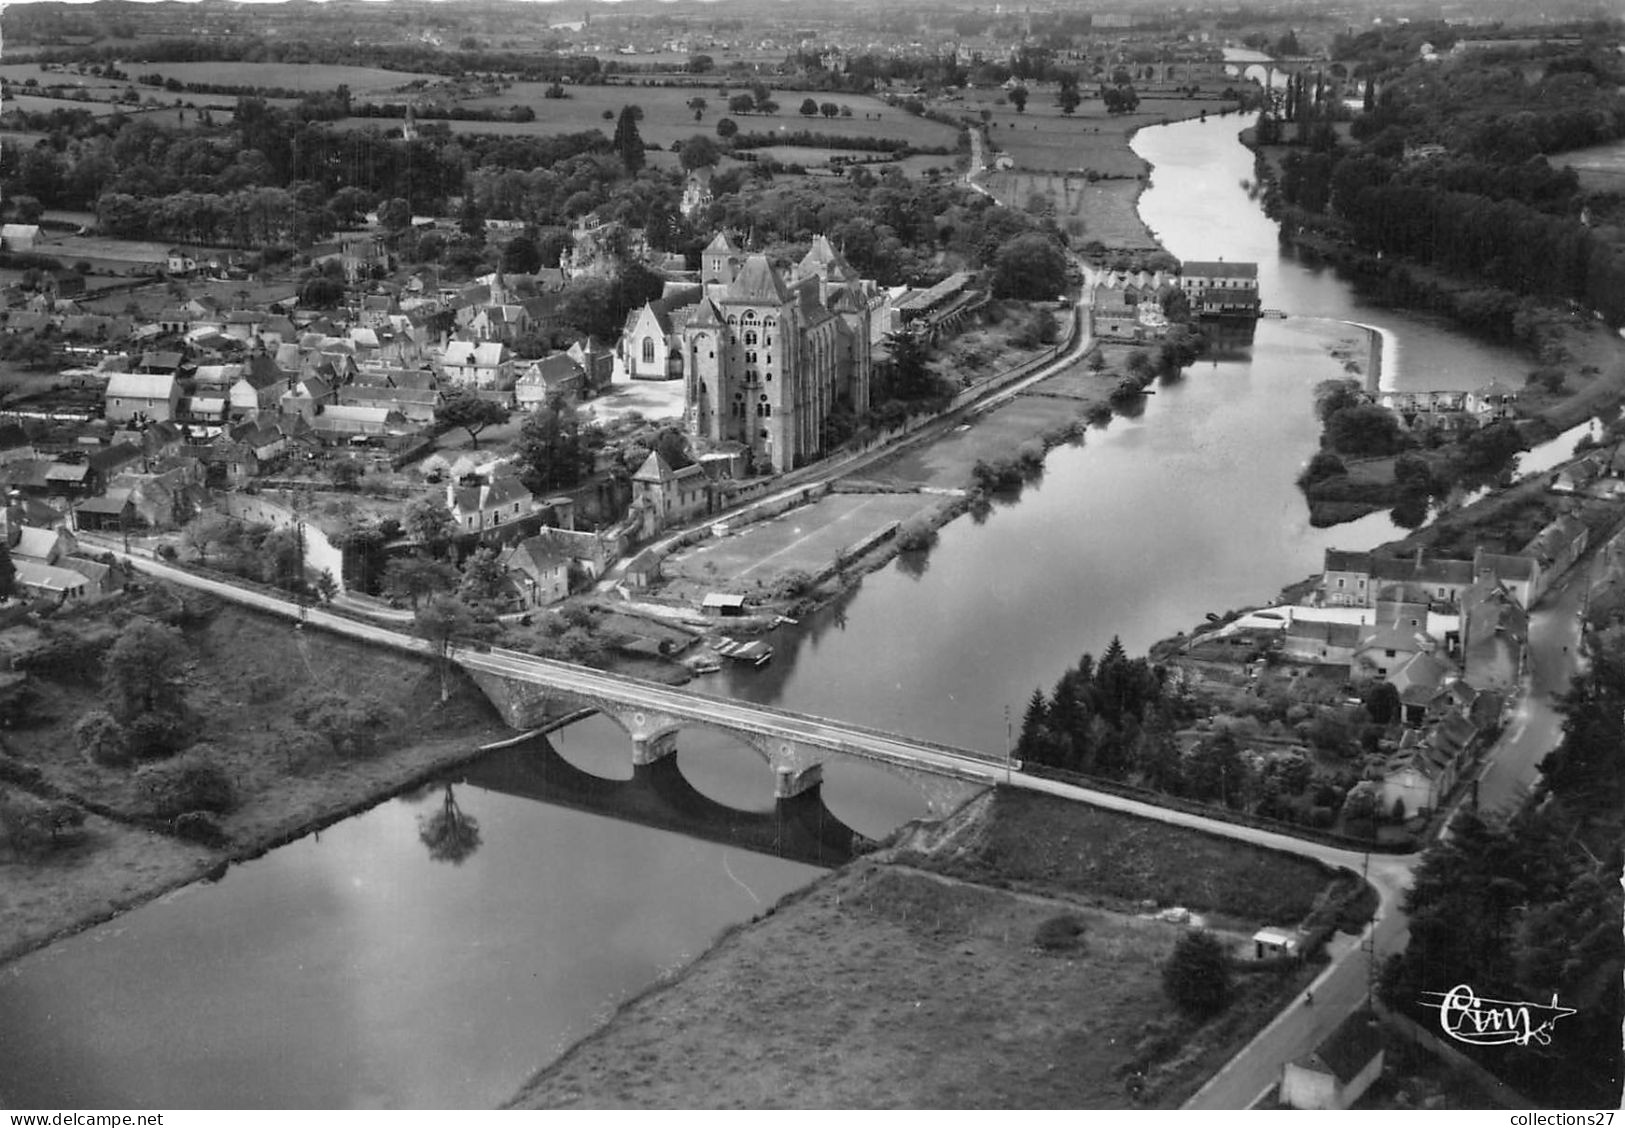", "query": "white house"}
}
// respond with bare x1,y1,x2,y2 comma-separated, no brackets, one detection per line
105,371,179,424
440,340,515,390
